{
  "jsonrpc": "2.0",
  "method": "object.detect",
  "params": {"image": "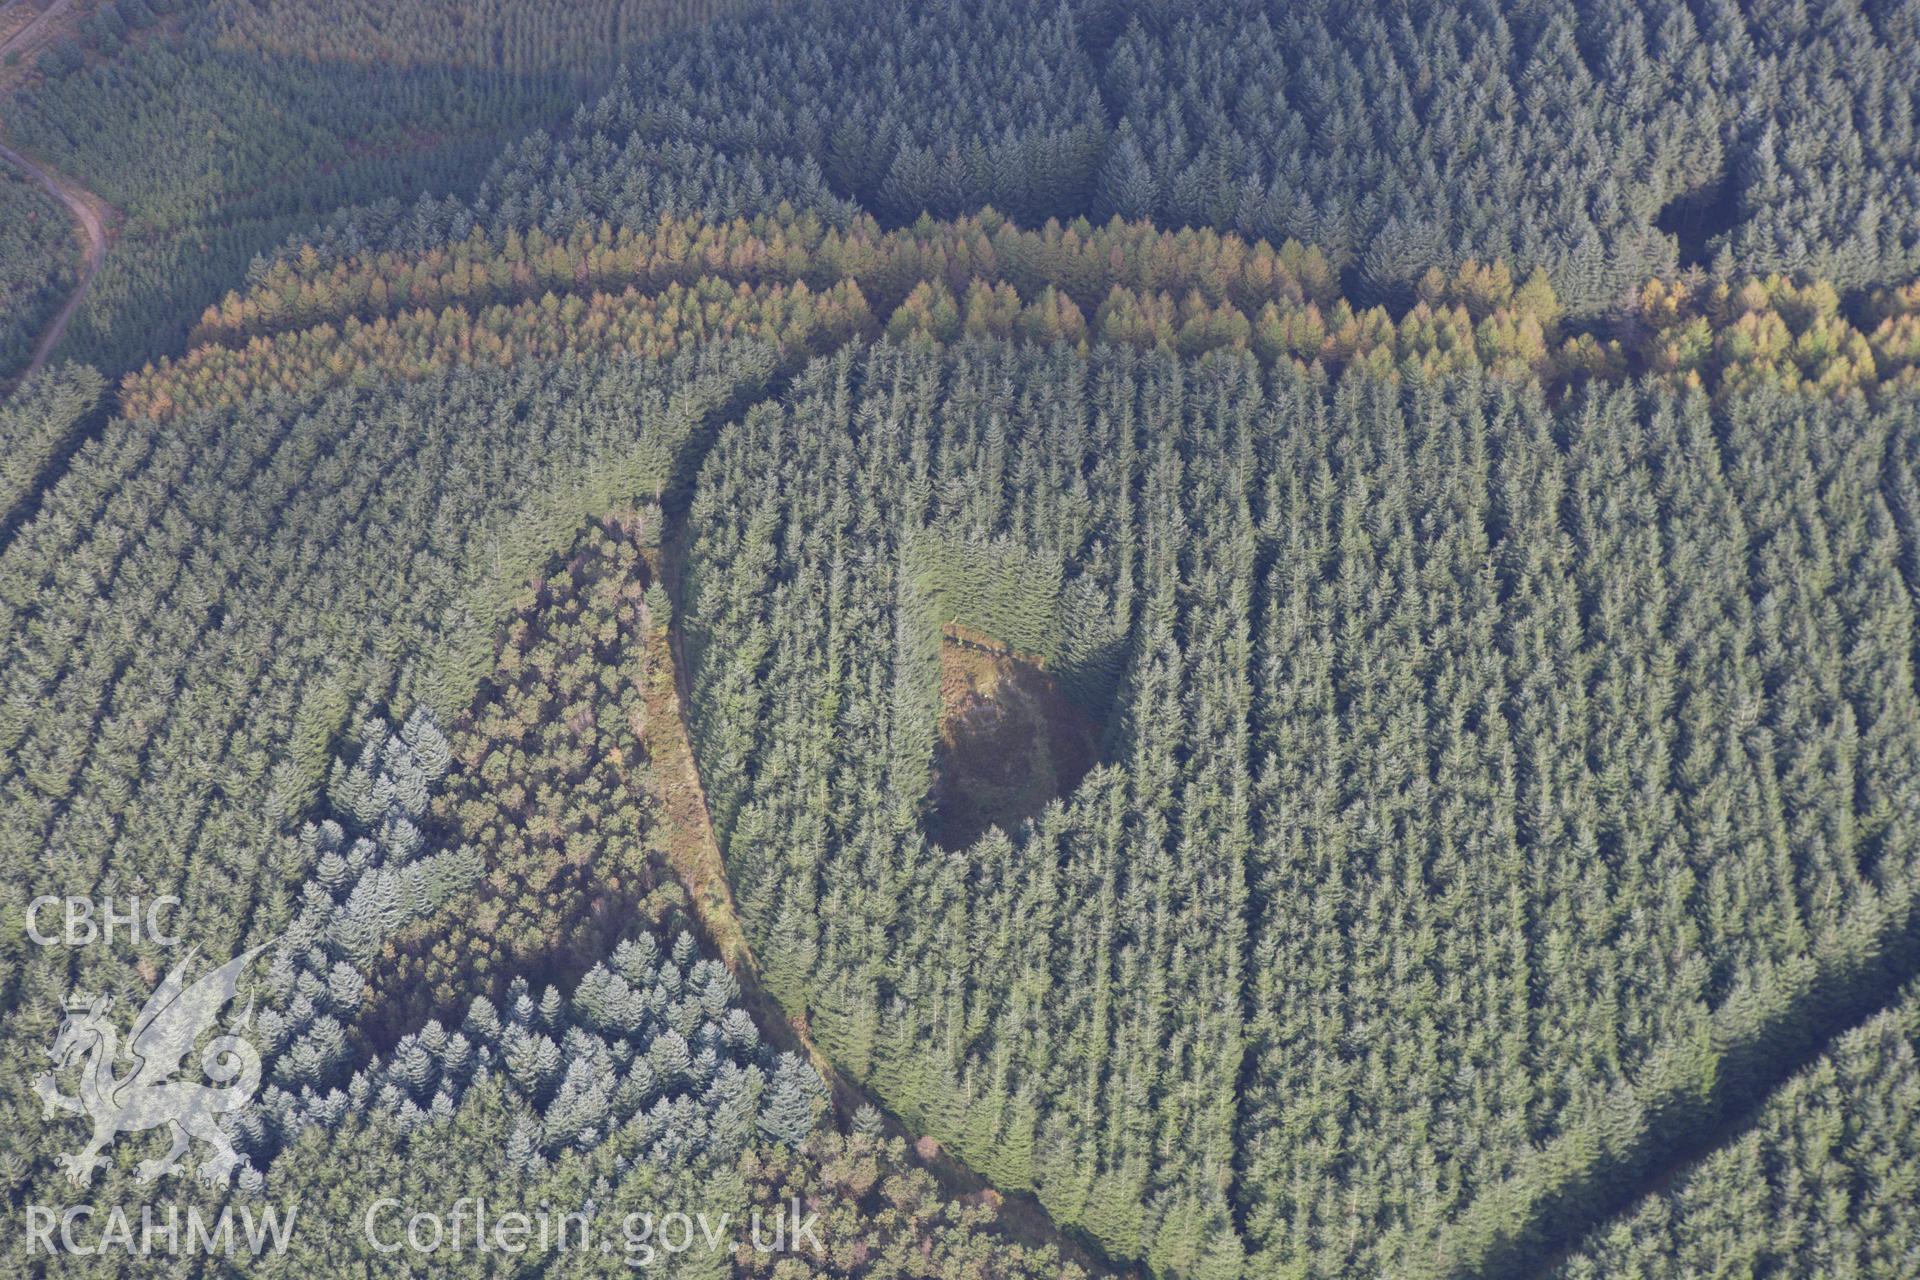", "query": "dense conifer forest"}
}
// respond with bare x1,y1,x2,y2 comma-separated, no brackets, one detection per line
2,0,1920,1276
0,166,77,375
